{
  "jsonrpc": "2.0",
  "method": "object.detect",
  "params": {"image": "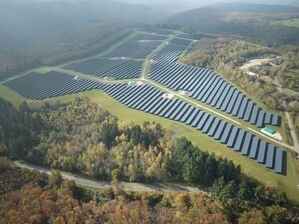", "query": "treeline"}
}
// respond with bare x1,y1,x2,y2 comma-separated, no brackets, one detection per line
163,5,299,46
0,98,44,158
1,97,299,222
0,159,228,224
180,37,285,111
277,48,299,92
1,157,298,224
15,97,239,187
0,157,48,195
